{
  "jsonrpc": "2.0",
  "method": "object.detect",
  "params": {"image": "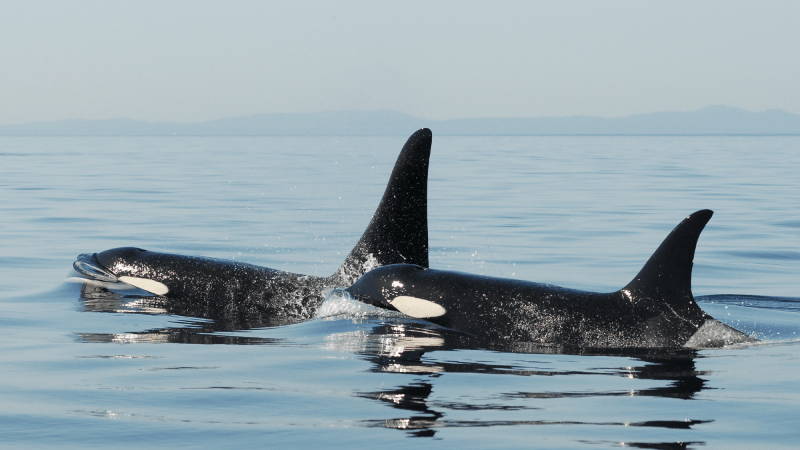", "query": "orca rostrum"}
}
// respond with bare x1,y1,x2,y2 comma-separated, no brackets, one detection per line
346,210,756,348
74,129,432,326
